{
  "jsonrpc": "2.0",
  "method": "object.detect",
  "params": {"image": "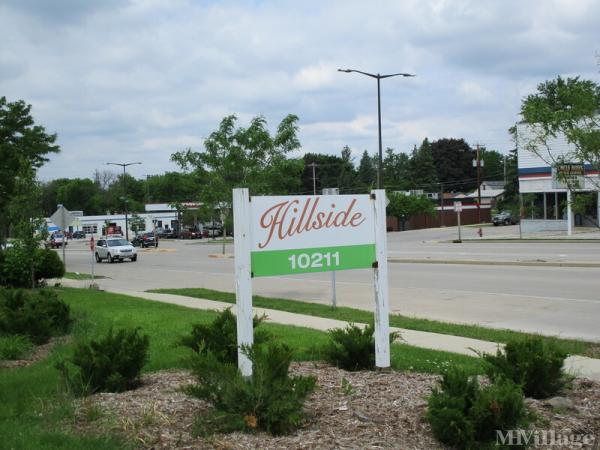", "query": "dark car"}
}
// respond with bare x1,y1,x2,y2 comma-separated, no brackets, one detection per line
131,232,158,248
72,231,86,239
492,210,517,226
